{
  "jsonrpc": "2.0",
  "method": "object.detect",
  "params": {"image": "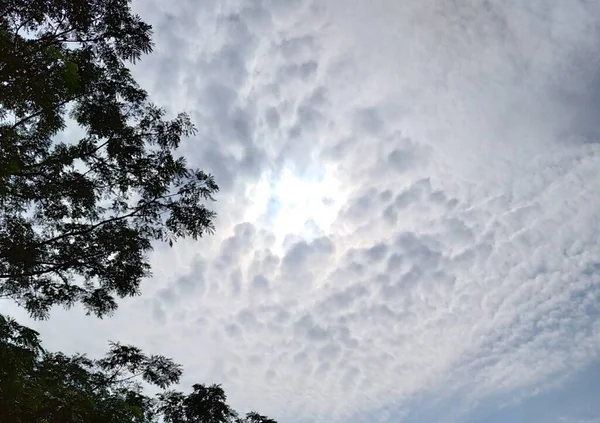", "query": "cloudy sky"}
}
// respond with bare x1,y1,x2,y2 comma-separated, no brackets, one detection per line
7,0,600,422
